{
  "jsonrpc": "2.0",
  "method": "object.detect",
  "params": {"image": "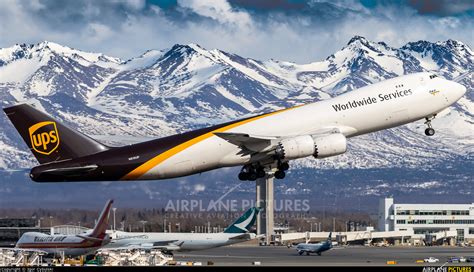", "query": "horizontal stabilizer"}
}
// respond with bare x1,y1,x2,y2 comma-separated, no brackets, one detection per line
41,165,98,176
76,235,103,242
